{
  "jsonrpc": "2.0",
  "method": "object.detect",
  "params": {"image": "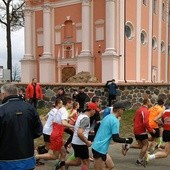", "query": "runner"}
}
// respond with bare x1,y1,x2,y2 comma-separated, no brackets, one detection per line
35,97,74,170
148,99,165,154
133,99,155,166
92,101,133,170
144,105,170,166
55,102,97,170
